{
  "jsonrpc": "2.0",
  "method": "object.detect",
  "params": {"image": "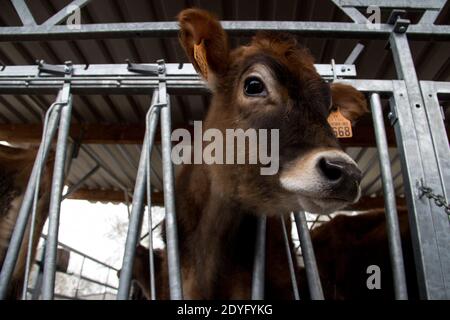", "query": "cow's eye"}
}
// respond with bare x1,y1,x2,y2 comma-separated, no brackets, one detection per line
244,77,267,97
